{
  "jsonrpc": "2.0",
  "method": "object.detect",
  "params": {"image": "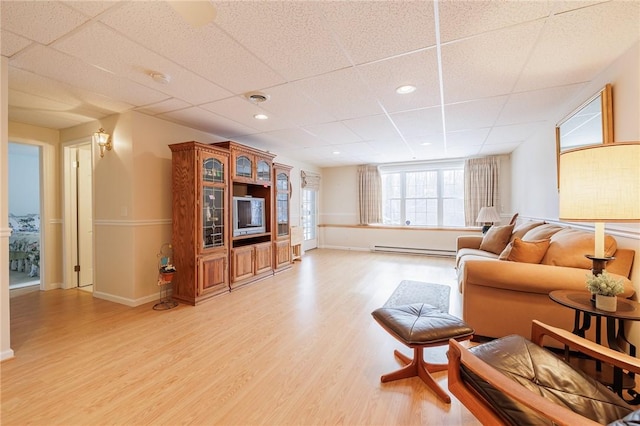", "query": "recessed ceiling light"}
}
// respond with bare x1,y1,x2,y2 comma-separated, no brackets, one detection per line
396,85,416,94
332,151,340,155
254,114,268,120
421,142,432,146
